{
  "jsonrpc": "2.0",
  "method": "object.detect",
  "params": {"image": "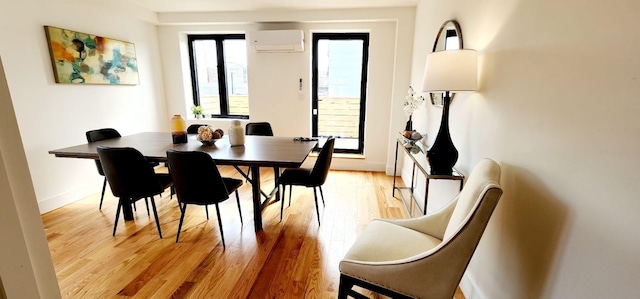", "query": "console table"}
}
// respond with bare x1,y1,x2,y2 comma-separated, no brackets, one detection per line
392,138,464,217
